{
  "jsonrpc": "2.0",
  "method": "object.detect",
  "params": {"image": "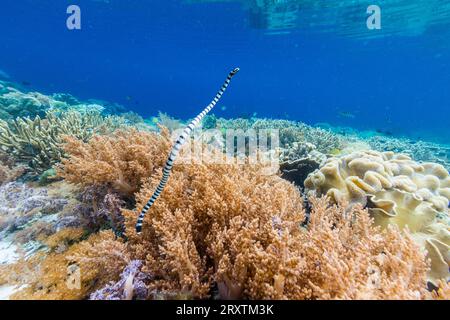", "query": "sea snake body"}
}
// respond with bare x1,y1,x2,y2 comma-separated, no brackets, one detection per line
135,67,240,233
